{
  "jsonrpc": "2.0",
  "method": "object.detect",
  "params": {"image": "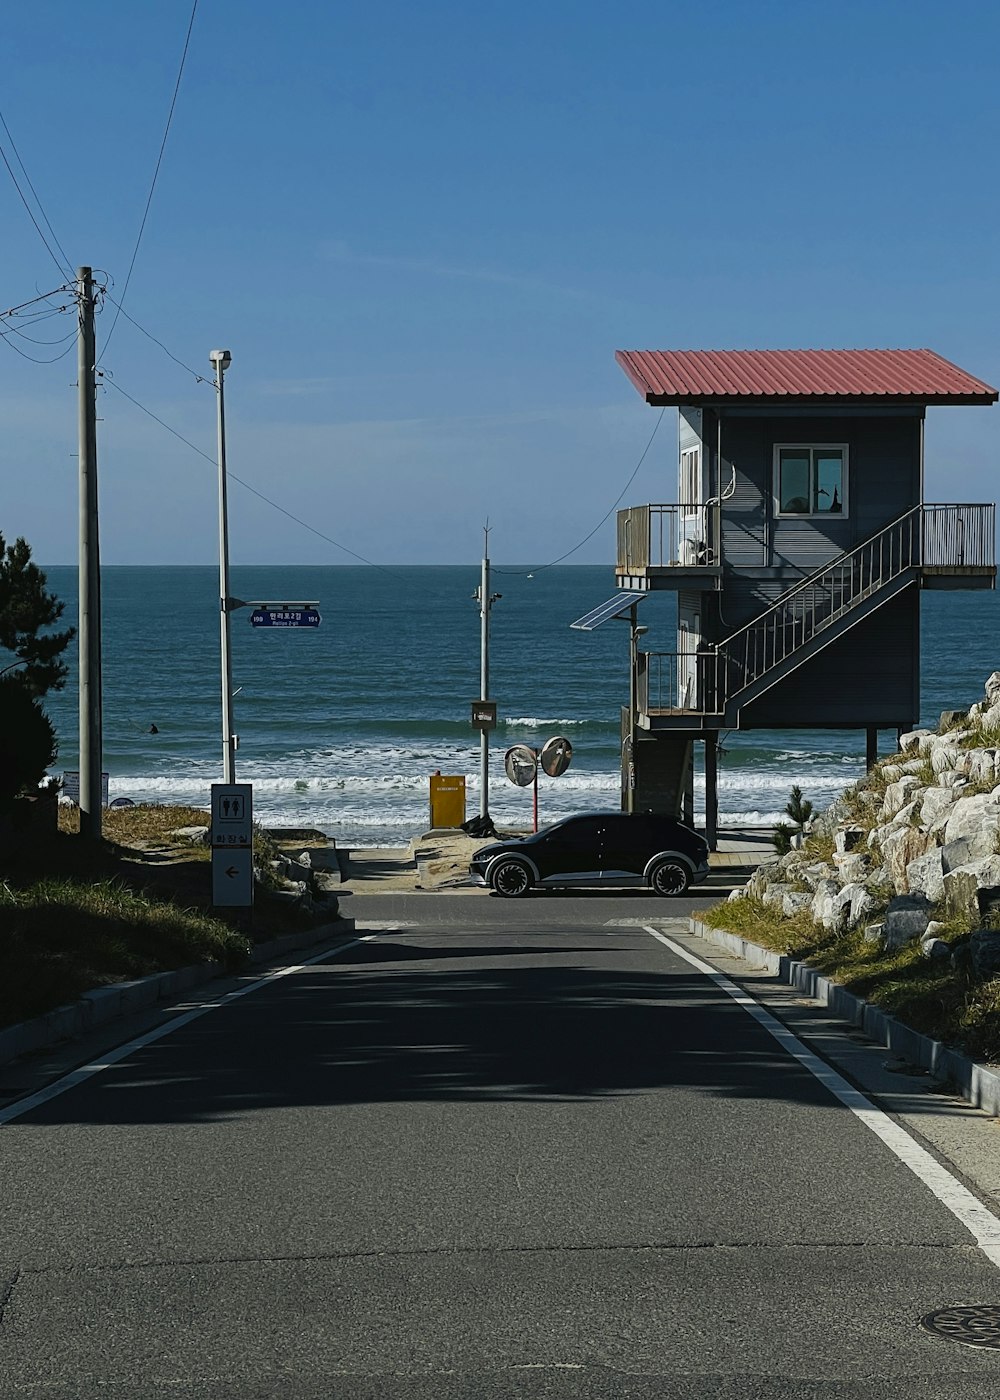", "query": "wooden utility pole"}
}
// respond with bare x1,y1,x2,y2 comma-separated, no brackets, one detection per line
77,266,102,839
